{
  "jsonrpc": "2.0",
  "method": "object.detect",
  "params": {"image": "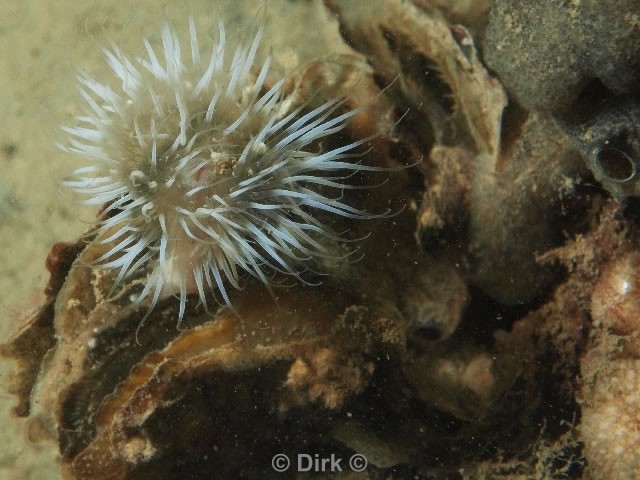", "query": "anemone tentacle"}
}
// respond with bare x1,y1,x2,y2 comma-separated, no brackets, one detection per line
61,18,386,322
